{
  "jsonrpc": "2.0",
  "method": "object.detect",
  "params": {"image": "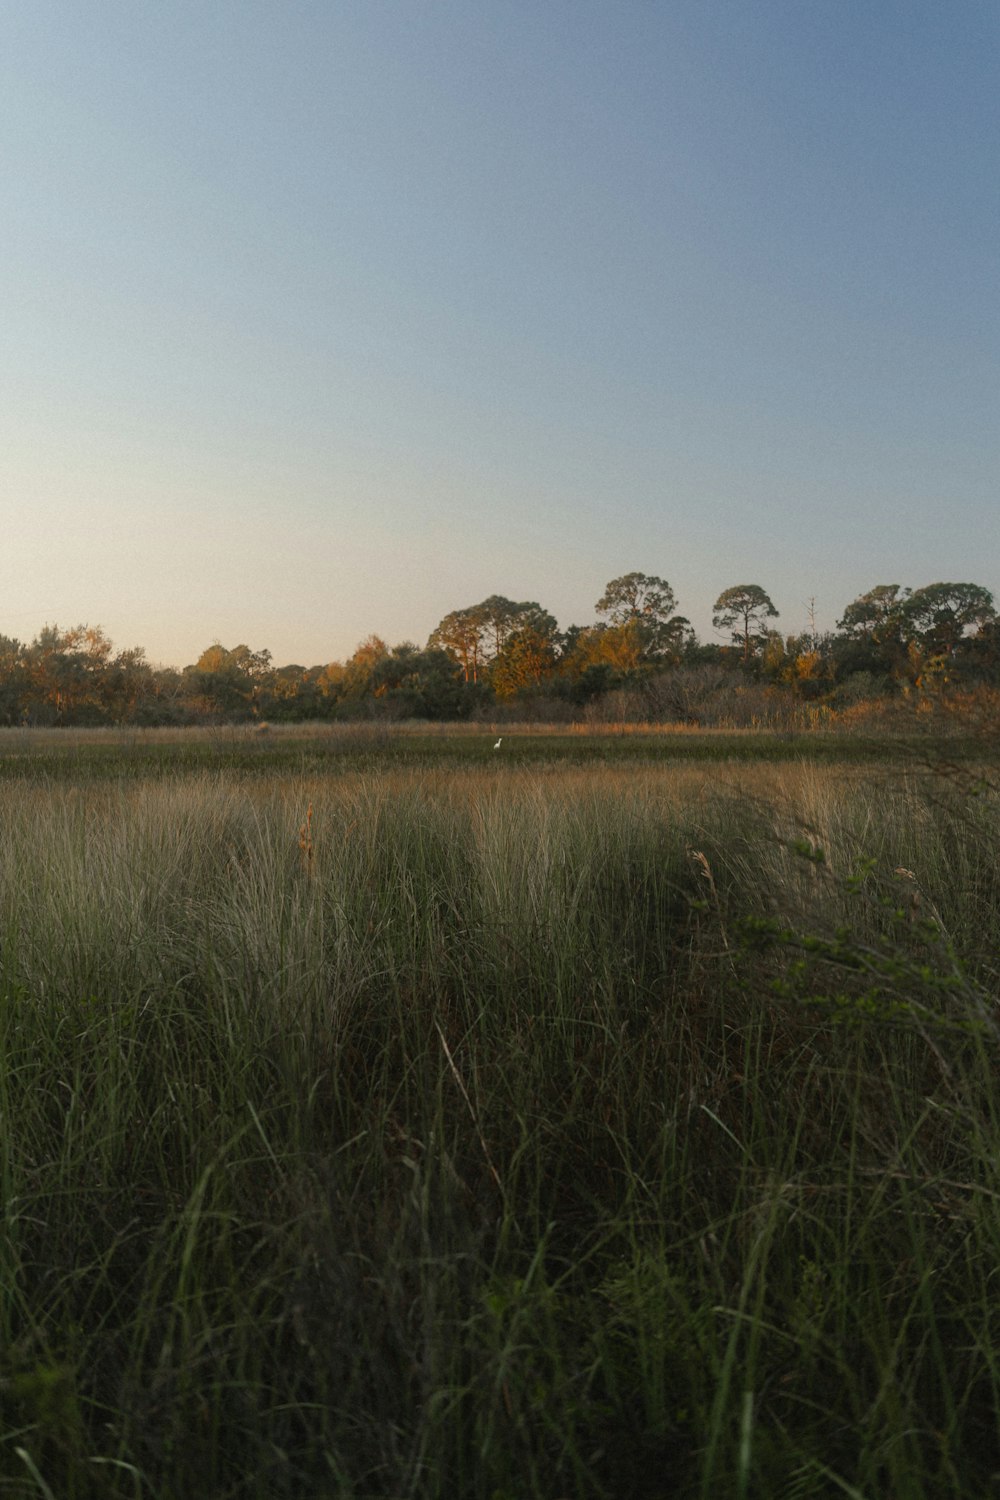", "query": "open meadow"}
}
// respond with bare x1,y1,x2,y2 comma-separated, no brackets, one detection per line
1,724,999,1498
